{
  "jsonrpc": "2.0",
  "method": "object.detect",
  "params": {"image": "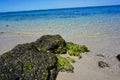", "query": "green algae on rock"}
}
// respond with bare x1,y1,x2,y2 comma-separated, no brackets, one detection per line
67,42,89,57
56,54,74,73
